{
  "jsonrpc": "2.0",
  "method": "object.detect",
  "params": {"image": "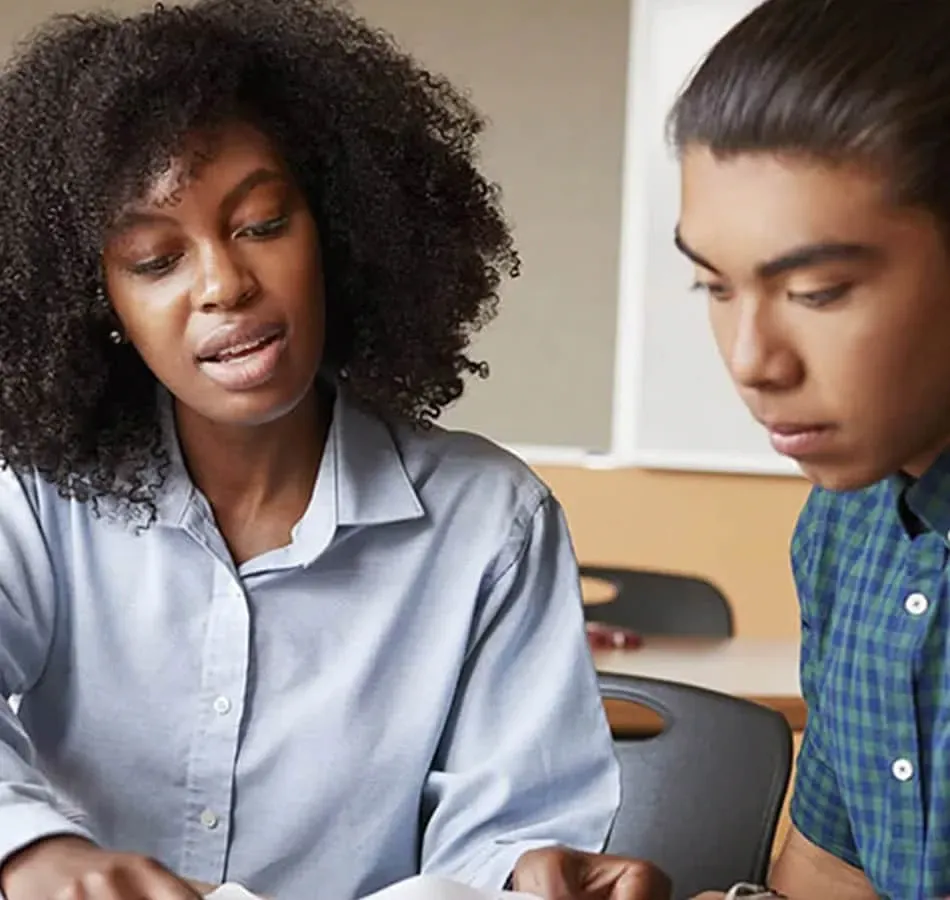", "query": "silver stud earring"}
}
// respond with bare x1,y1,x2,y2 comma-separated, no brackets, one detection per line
96,284,122,345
